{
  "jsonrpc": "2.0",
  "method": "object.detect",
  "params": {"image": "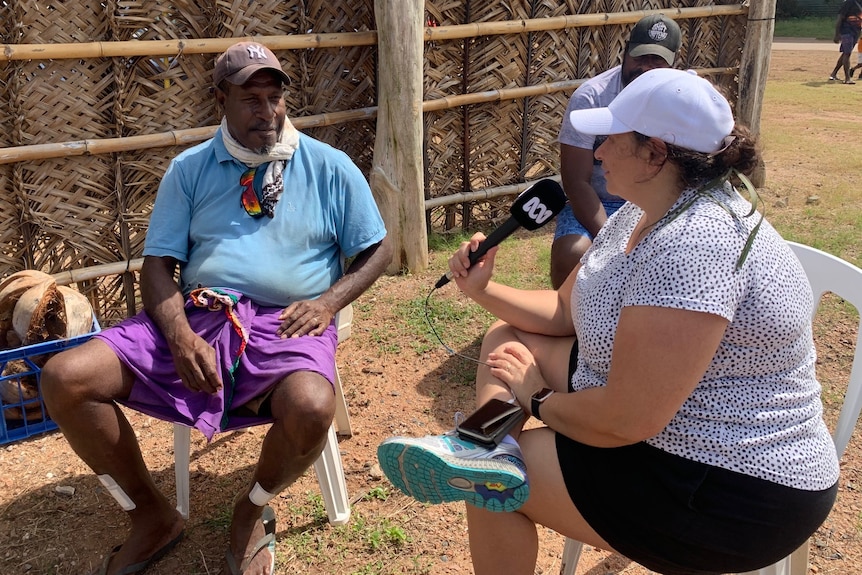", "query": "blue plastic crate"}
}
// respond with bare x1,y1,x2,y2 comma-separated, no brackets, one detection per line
0,318,101,445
